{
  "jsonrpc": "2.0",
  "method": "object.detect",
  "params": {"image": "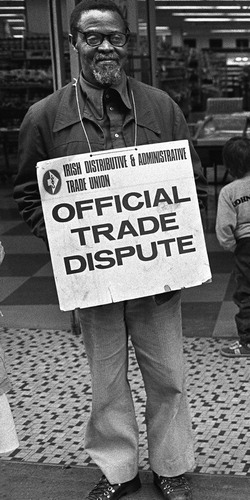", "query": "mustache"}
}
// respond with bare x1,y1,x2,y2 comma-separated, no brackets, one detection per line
94,54,119,62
